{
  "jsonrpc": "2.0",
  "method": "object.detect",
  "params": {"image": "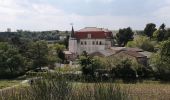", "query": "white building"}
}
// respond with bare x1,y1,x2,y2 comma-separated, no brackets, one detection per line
69,27,113,55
